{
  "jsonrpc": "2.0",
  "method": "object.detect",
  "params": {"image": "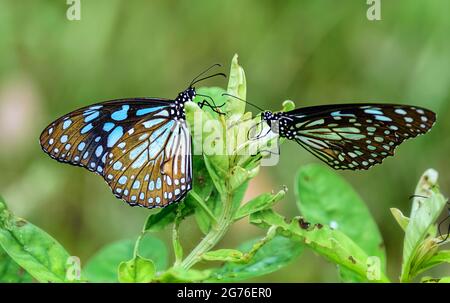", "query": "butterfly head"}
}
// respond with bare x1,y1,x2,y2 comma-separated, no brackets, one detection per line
178,87,197,103
260,111,289,136
261,111,274,122
261,111,283,126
